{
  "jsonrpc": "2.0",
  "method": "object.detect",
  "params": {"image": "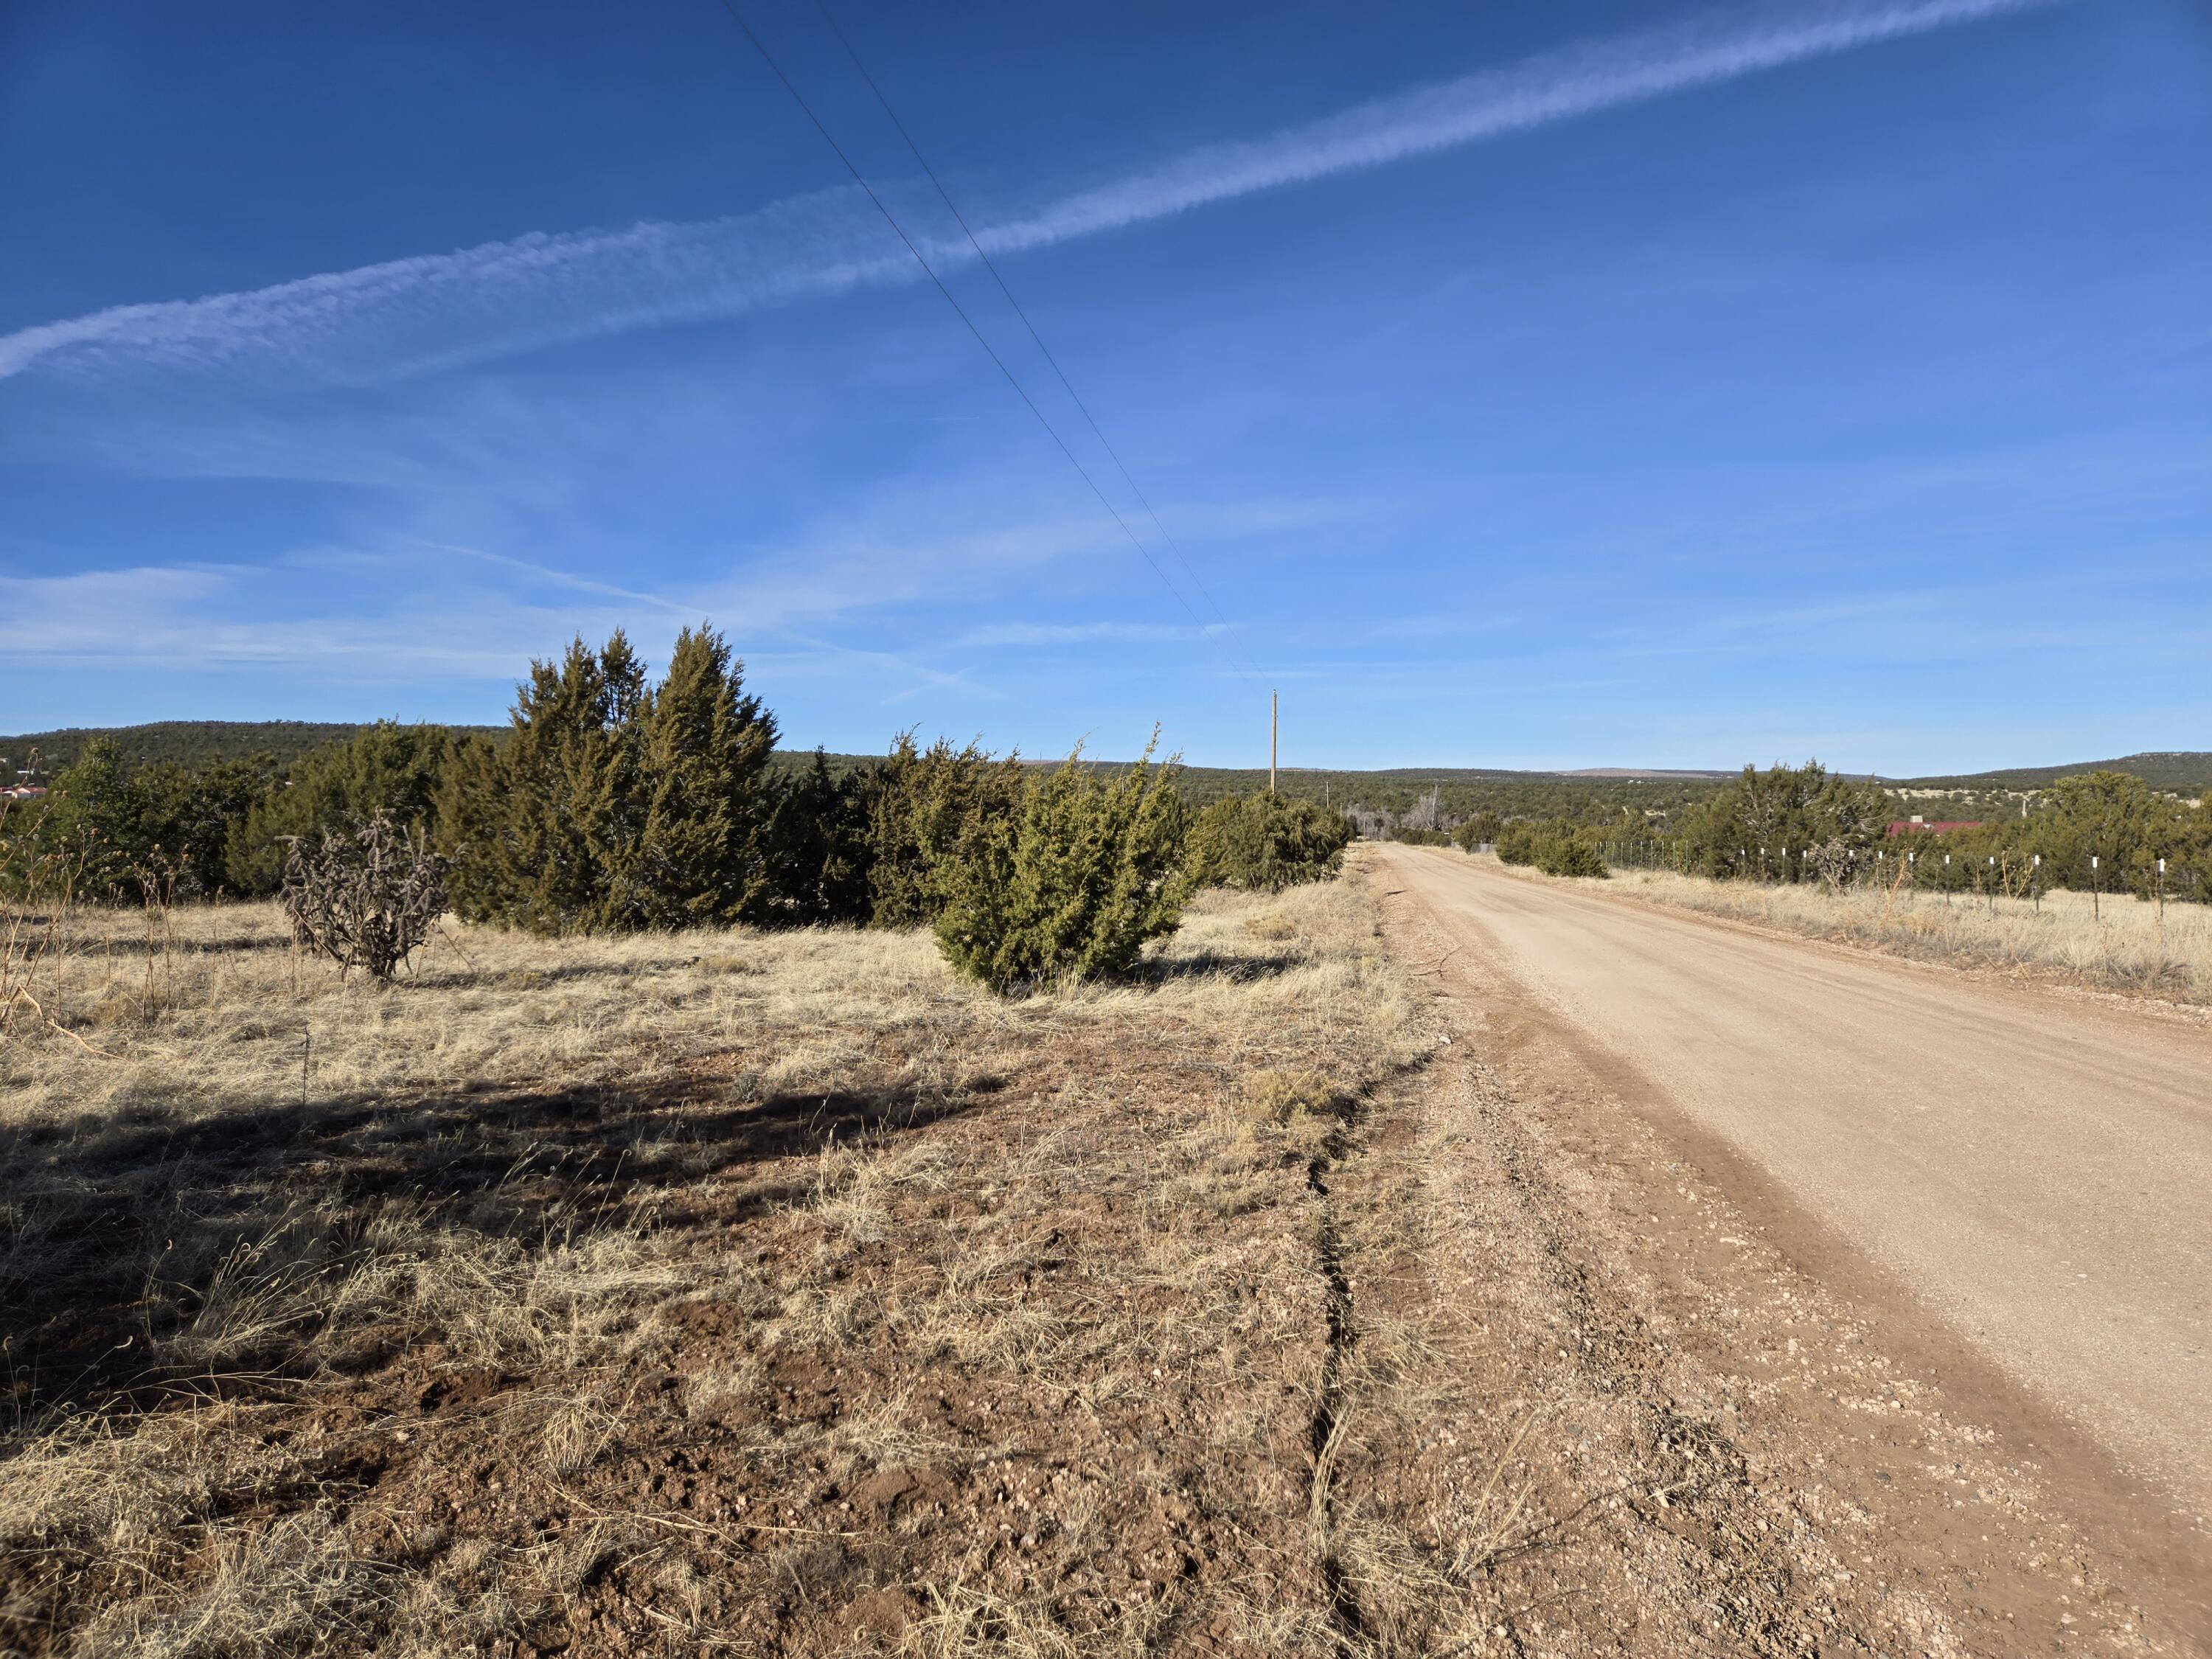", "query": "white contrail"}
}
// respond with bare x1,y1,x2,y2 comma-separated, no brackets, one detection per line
0,189,921,386
0,0,2050,388
980,0,2051,253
